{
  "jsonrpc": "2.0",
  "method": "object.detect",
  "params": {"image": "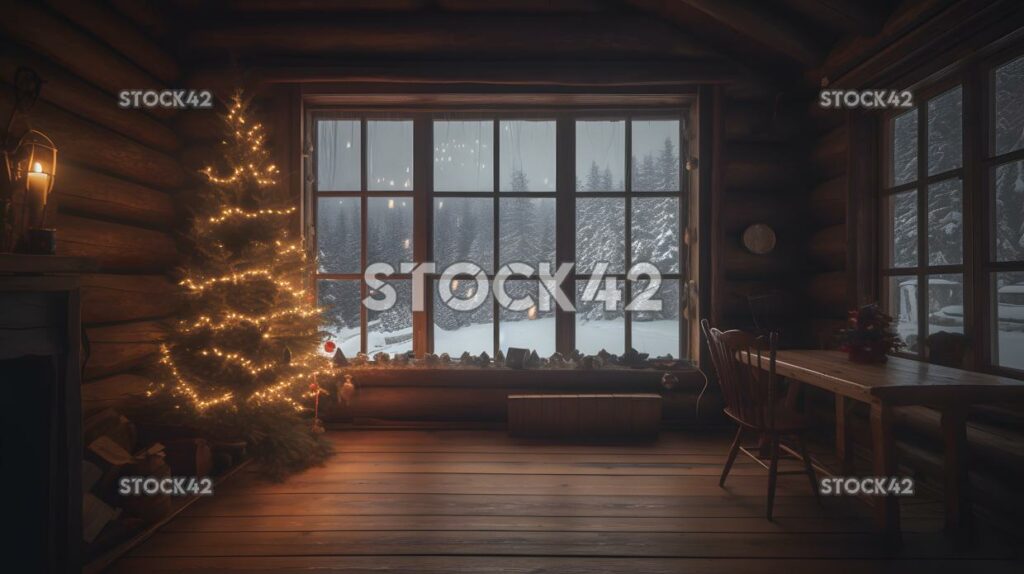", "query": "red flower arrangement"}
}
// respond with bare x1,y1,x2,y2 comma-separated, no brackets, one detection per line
838,304,905,363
